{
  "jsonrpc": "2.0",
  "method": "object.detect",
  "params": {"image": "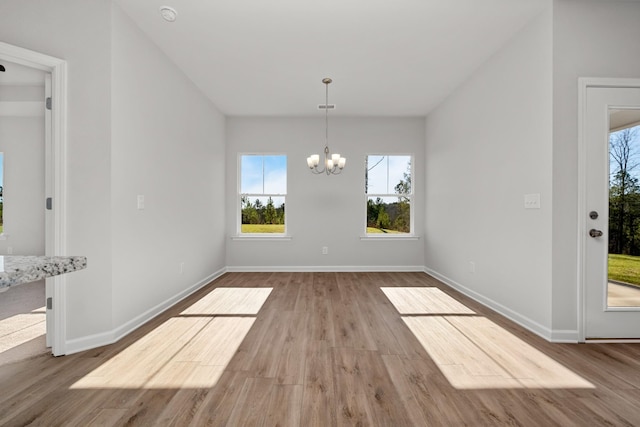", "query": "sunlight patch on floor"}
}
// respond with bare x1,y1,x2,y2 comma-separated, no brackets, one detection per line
403,315,594,389
0,306,46,366
382,287,594,390
181,287,273,315
381,287,476,315
71,287,272,390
